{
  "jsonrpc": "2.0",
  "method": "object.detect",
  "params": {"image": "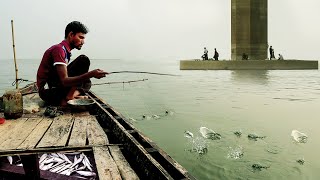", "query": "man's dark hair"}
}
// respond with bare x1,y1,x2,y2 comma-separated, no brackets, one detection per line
65,21,89,39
